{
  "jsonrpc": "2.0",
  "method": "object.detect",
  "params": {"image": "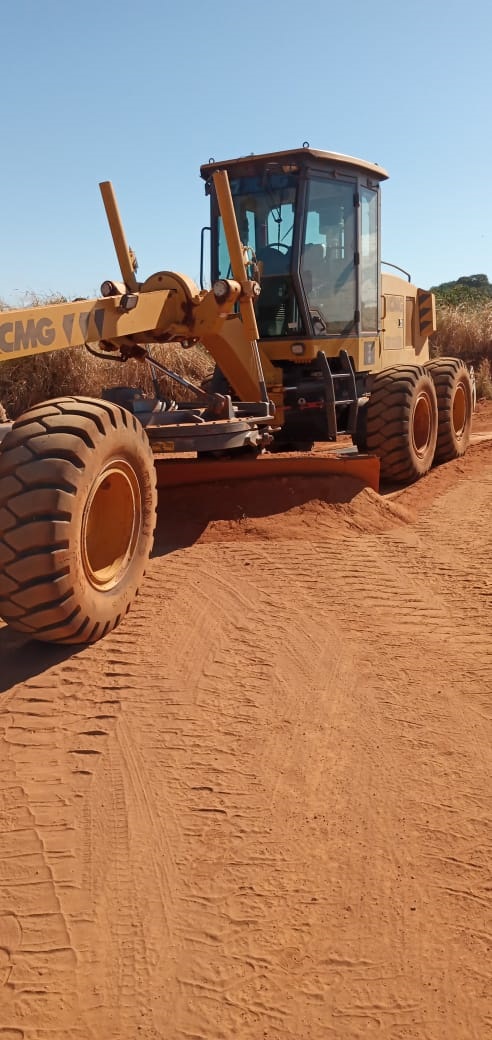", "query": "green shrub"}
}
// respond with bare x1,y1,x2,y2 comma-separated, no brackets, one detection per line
431,273,492,308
